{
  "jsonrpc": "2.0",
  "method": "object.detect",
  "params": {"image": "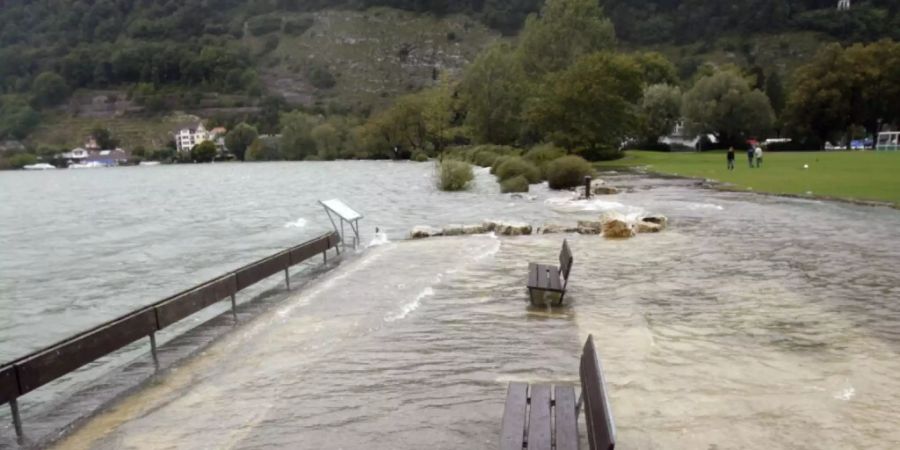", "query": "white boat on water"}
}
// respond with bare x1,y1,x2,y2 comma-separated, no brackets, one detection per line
23,163,57,170
139,161,161,166
69,161,107,169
